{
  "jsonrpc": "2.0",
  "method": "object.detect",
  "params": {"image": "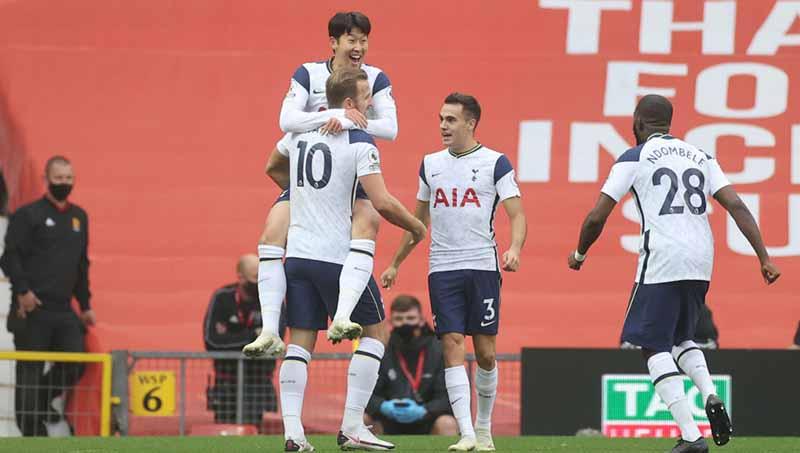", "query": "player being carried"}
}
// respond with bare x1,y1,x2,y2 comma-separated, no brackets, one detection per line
381,93,527,451
568,94,780,453
244,11,398,358
273,68,425,452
